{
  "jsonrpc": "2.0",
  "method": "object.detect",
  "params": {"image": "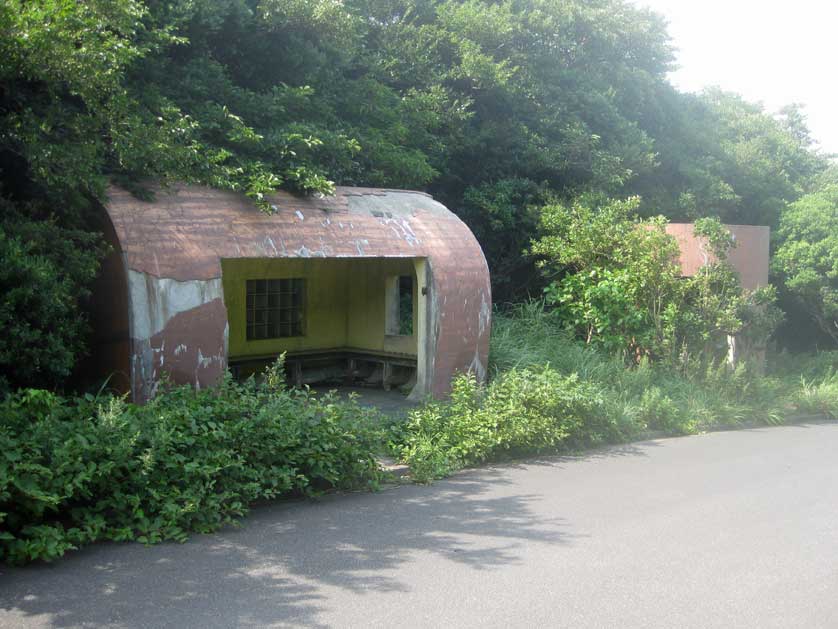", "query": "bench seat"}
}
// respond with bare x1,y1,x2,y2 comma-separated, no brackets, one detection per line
229,347,417,389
